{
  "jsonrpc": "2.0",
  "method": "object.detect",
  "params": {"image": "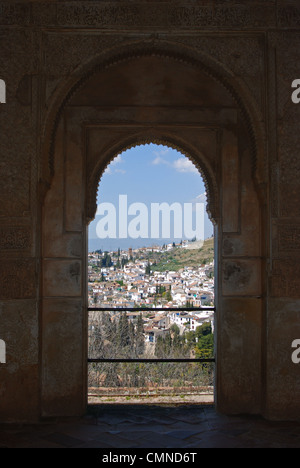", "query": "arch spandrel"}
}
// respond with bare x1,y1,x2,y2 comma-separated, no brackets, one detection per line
69,54,235,109
40,40,267,204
